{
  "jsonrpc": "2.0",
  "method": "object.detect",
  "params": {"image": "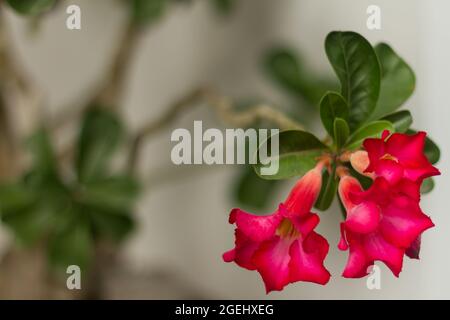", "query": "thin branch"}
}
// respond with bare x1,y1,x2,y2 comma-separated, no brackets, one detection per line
127,87,303,172
50,19,140,133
